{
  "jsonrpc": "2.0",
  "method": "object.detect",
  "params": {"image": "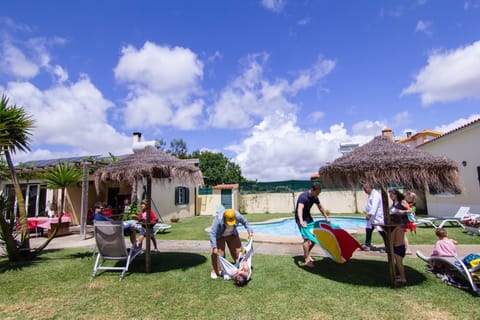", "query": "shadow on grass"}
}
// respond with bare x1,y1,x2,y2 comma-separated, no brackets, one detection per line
0,256,41,273
129,251,207,274
293,255,427,288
